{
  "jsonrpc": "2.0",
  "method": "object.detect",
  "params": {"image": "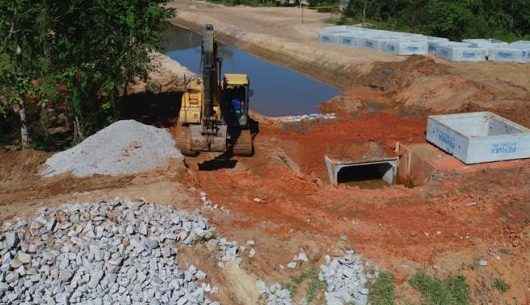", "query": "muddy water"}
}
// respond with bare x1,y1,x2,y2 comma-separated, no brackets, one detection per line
162,27,339,116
